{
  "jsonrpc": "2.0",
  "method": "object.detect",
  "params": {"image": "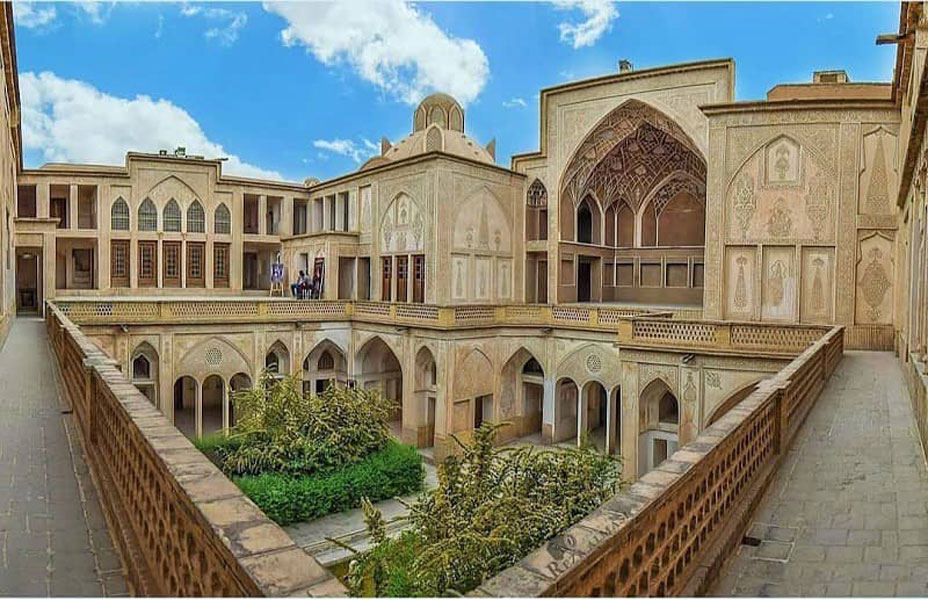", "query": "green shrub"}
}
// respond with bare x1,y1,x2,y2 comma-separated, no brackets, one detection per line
219,372,397,476
193,432,241,468
347,424,622,596
235,441,424,525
